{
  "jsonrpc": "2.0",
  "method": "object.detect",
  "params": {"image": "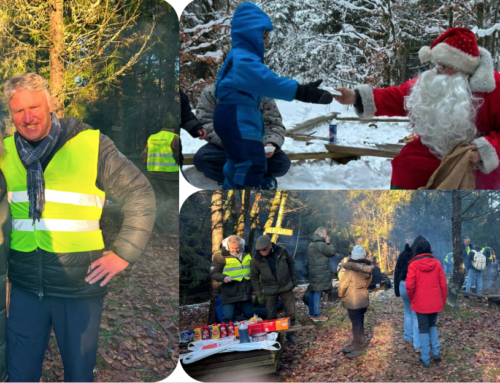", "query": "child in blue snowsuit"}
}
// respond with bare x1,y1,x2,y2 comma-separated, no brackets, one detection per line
214,2,332,189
